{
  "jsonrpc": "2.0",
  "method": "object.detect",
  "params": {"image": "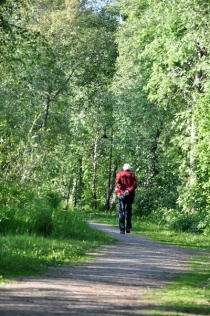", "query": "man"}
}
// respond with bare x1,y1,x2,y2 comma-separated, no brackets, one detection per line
116,163,137,234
